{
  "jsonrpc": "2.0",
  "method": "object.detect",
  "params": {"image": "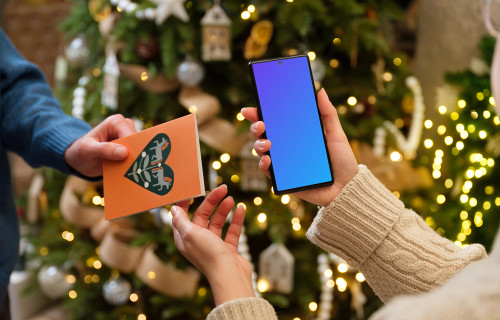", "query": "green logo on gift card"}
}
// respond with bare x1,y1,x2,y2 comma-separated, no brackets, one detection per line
125,133,174,196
